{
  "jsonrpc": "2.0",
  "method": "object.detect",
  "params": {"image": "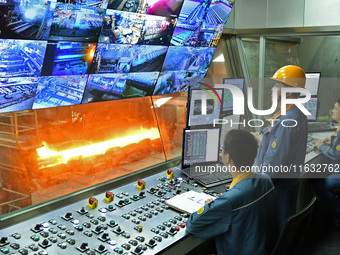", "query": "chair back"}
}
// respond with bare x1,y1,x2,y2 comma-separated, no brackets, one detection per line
271,196,317,255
